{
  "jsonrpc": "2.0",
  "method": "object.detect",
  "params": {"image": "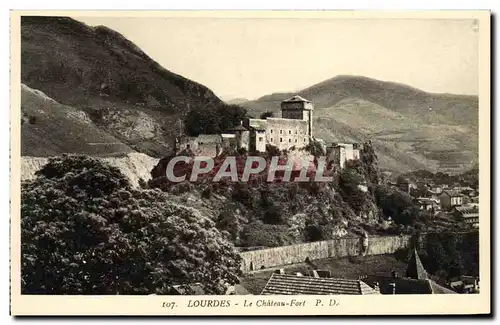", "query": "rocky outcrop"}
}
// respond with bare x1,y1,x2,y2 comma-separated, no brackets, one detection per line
21,153,159,188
